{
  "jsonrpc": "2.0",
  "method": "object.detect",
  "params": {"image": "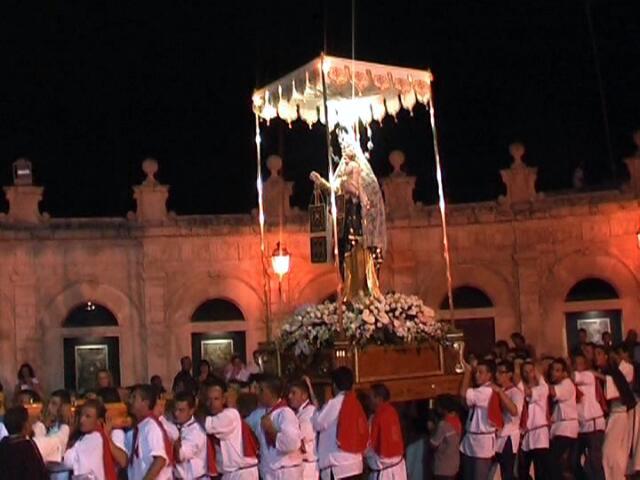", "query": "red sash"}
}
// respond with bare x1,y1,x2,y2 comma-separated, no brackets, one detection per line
133,415,174,466
206,433,220,476
488,391,504,430
337,391,369,454
370,402,404,458
264,399,288,448
519,396,529,430
96,426,117,480
595,376,608,414
206,415,259,476
444,414,462,437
